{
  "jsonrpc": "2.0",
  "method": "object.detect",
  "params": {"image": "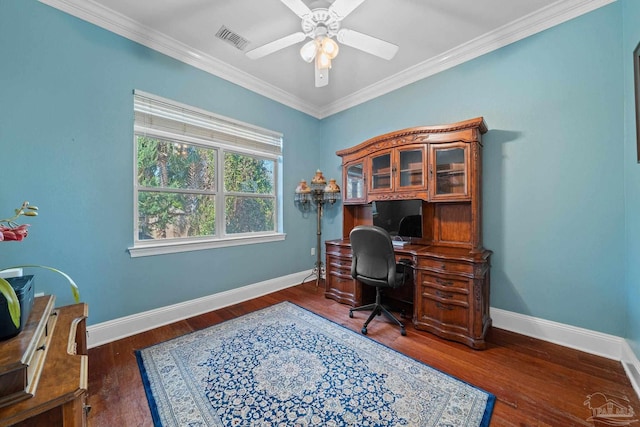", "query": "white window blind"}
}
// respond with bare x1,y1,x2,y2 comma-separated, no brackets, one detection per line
133,90,282,156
